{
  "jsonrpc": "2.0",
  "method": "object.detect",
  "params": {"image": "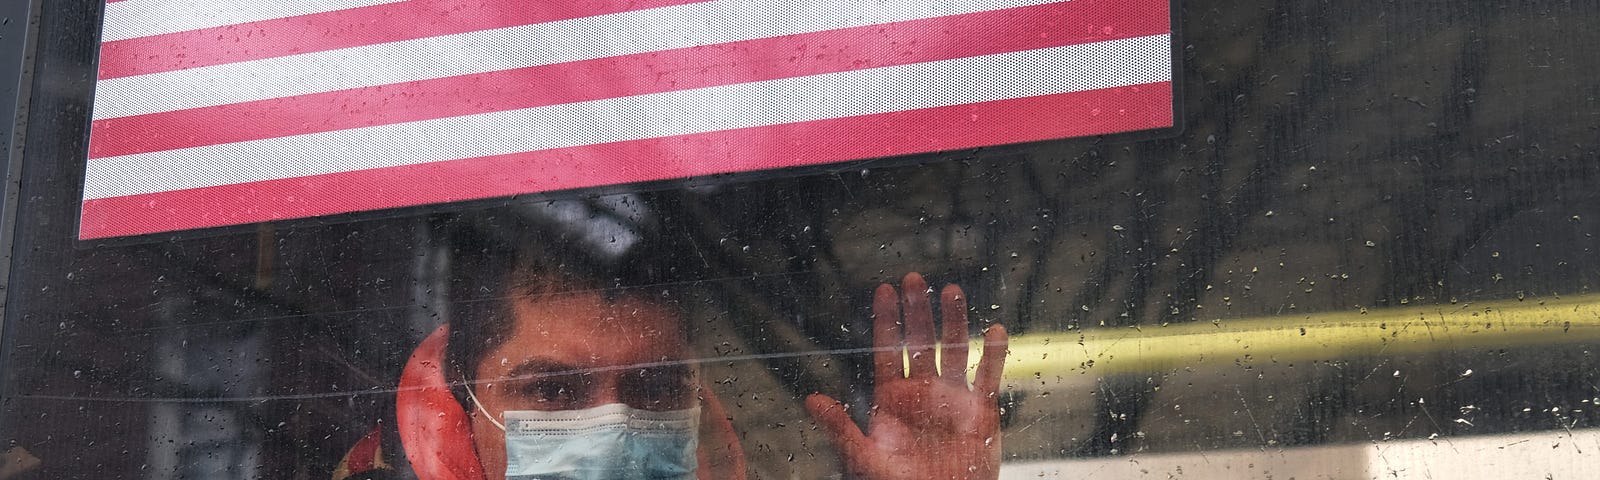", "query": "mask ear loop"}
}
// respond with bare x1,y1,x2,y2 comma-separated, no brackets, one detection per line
464,382,507,431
